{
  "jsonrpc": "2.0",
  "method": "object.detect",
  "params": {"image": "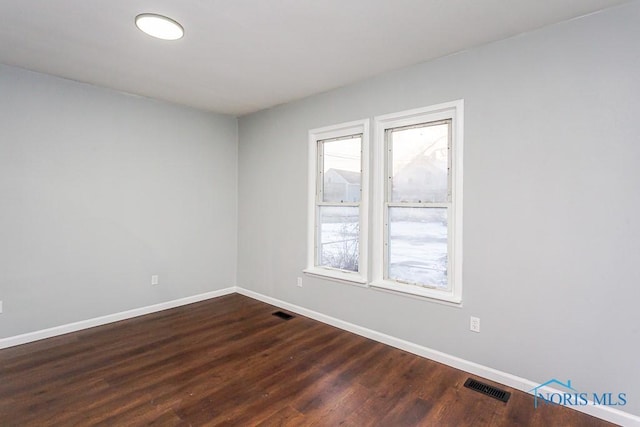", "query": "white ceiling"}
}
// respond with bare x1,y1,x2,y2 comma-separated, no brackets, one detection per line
0,0,631,116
